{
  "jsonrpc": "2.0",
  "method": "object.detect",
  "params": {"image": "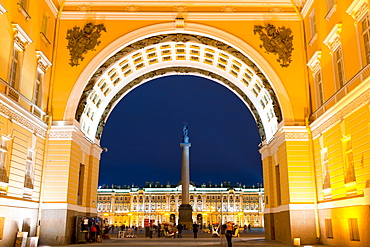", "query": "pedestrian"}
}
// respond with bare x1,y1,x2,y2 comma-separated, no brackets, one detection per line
160,223,165,237
225,222,233,247
177,223,183,238
248,224,251,231
157,223,161,237
90,224,98,242
192,222,198,238
244,224,247,233
172,223,177,238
